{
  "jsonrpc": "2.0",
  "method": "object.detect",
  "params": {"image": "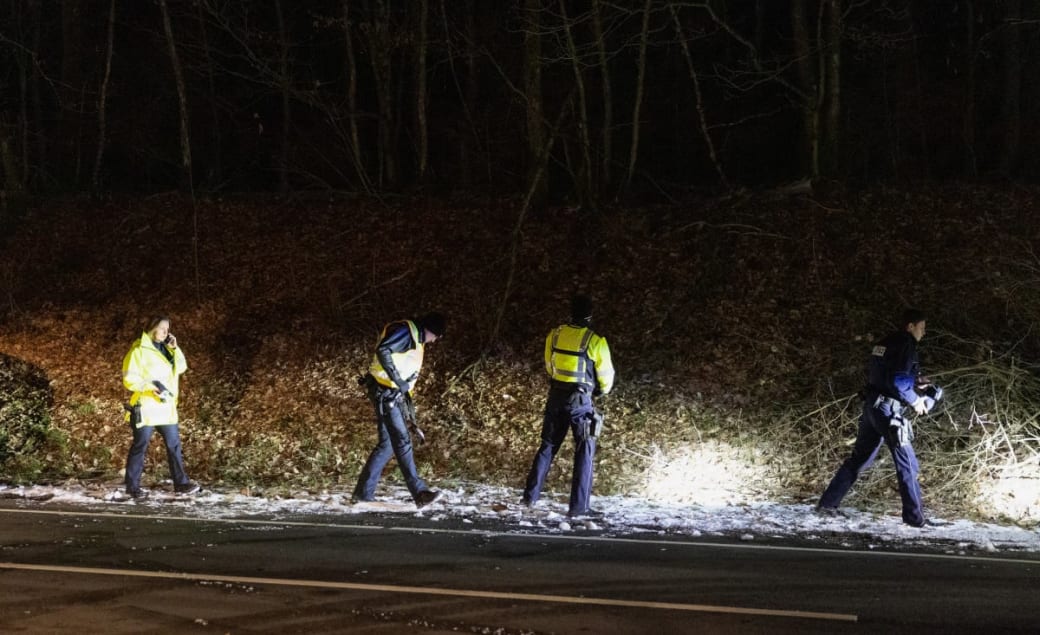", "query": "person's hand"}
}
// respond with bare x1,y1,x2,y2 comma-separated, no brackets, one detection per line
166,333,177,349
409,423,426,445
911,396,929,415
